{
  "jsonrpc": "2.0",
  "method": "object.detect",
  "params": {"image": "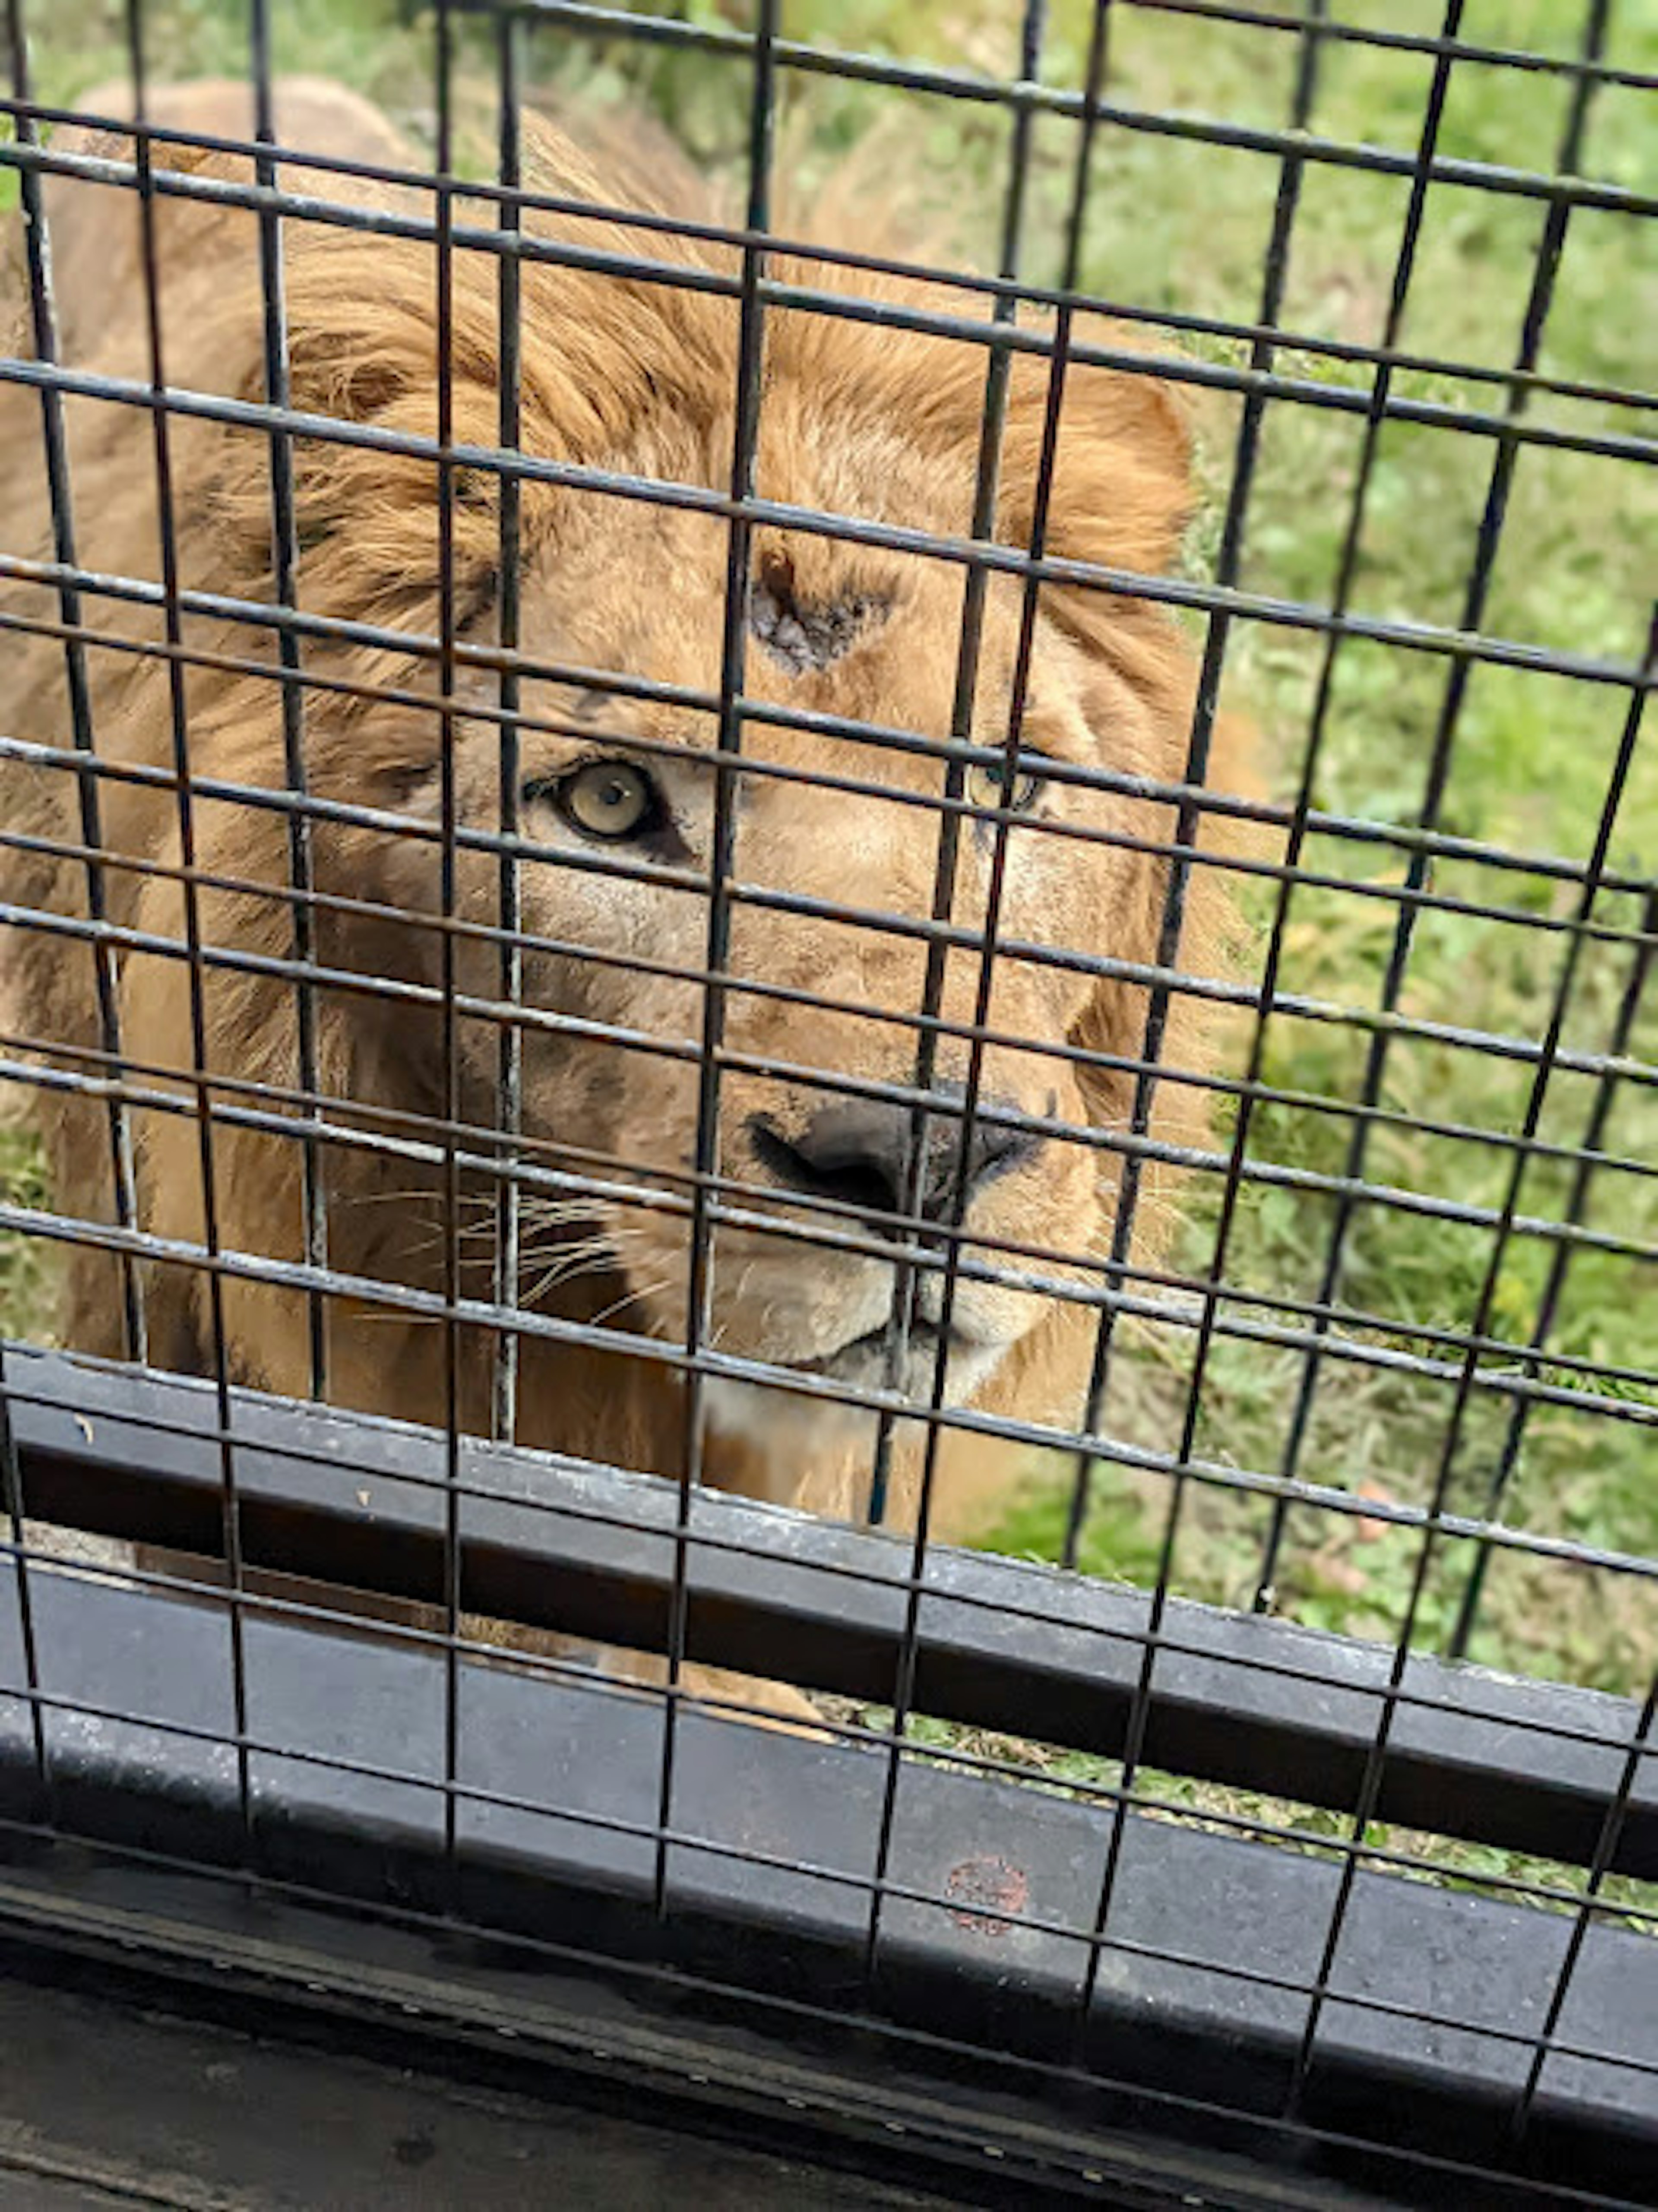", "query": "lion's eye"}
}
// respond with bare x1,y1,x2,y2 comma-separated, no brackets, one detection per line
542,759,661,841
967,758,1044,815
